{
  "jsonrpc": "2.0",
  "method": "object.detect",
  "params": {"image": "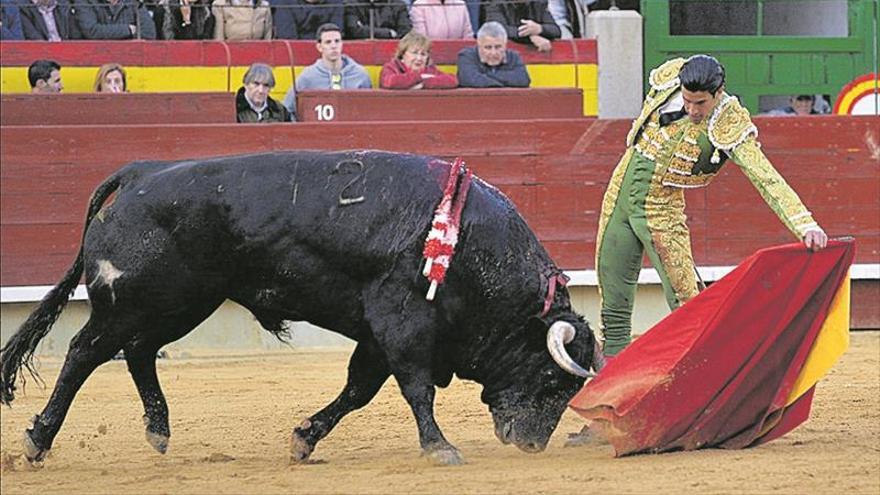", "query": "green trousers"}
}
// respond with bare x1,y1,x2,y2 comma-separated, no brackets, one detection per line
596,151,698,356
